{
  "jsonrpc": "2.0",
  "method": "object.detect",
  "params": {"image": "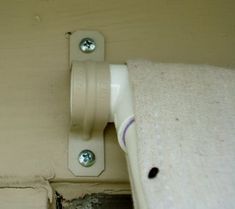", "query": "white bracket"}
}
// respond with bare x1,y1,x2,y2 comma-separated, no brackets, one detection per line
69,31,108,176
69,32,146,208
